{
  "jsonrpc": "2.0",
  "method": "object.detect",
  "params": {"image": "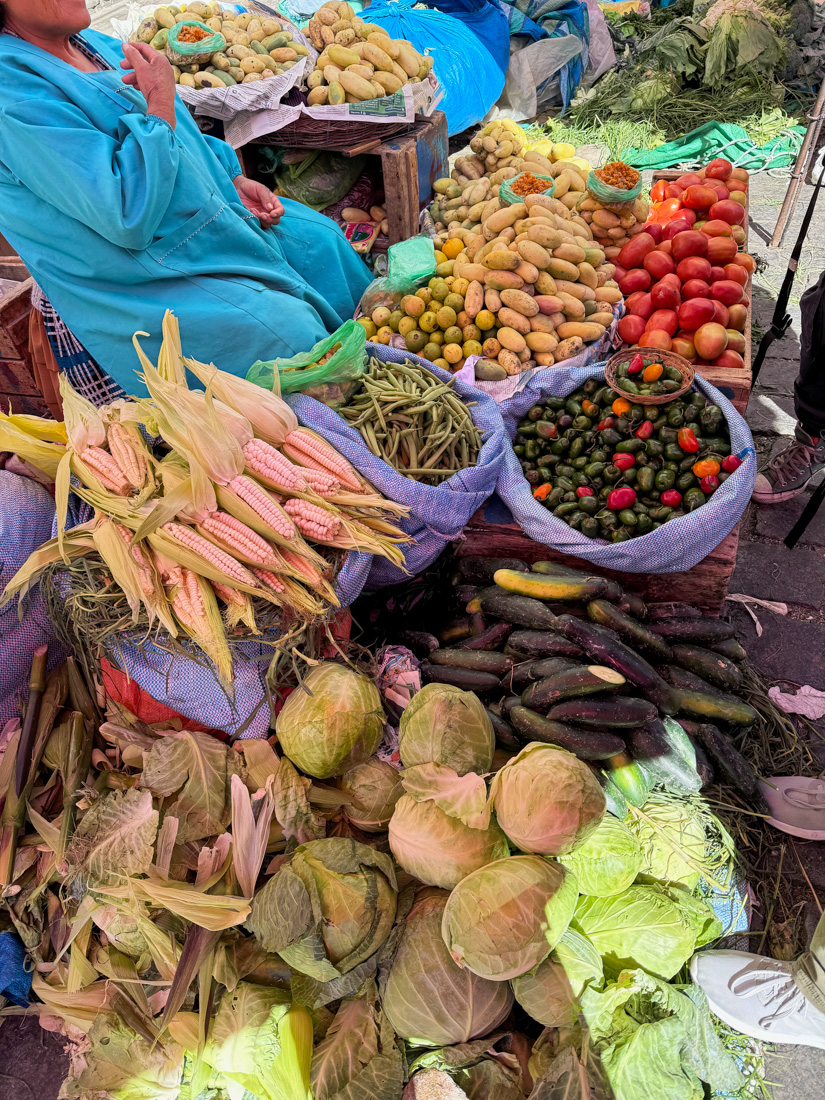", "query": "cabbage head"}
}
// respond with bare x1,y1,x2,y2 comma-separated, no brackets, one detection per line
627,796,715,890
246,837,397,981
276,664,385,779
441,855,577,981
381,892,513,1046
388,794,509,889
511,928,603,1027
489,743,605,856
559,815,642,896
335,757,403,833
399,684,494,776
